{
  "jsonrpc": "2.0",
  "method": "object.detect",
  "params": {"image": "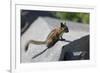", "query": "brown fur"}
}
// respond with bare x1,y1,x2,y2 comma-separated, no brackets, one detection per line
25,22,69,54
